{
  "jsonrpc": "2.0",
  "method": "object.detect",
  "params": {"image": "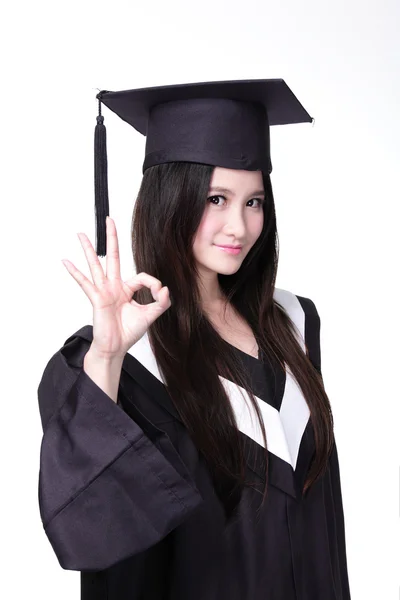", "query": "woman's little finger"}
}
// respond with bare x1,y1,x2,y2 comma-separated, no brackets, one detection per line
61,258,97,300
